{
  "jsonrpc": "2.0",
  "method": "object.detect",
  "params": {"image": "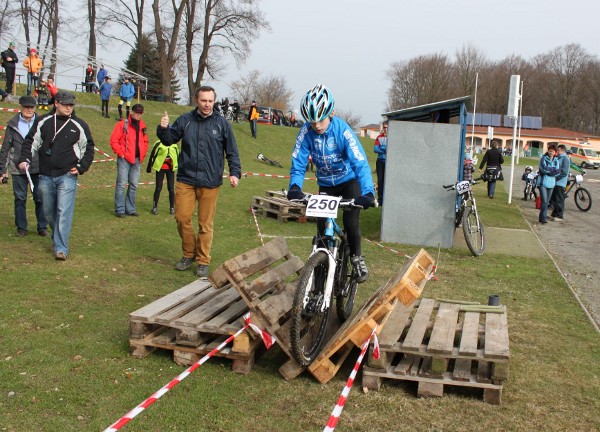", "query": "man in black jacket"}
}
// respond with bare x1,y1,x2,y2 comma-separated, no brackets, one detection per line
479,140,504,199
0,96,47,237
157,85,241,278
18,91,95,260
1,42,18,94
